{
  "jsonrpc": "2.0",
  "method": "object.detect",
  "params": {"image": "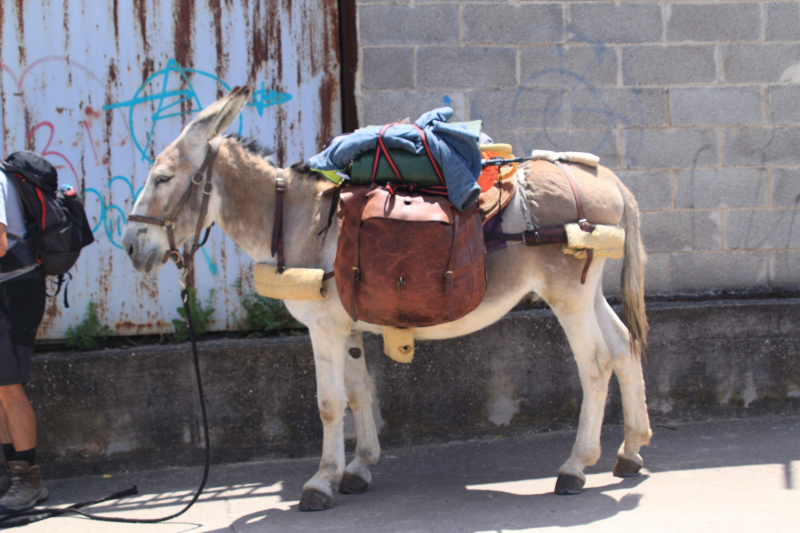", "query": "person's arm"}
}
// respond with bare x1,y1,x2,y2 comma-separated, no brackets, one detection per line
0,223,6,258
